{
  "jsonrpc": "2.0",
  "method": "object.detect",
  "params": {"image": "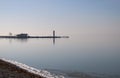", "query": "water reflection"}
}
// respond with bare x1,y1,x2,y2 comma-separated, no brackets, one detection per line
8,38,28,43
53,38,55,45
6,38,56,45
